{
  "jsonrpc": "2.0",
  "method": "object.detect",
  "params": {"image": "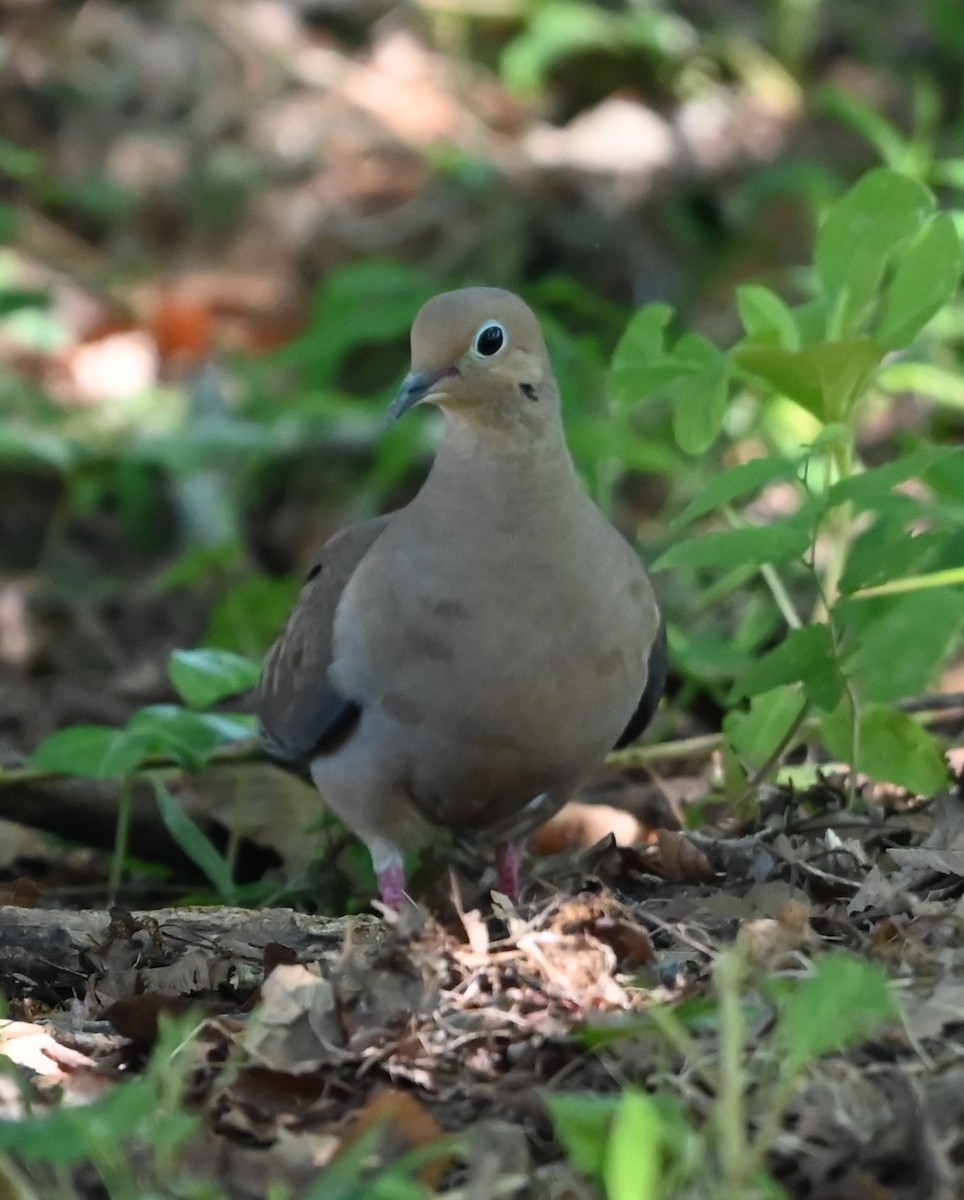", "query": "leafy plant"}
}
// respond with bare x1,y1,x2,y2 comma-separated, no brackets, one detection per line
500,0,696,96
26,648,260,900
556,950,897,1199
0,1015,207,1199
611,168,964,795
